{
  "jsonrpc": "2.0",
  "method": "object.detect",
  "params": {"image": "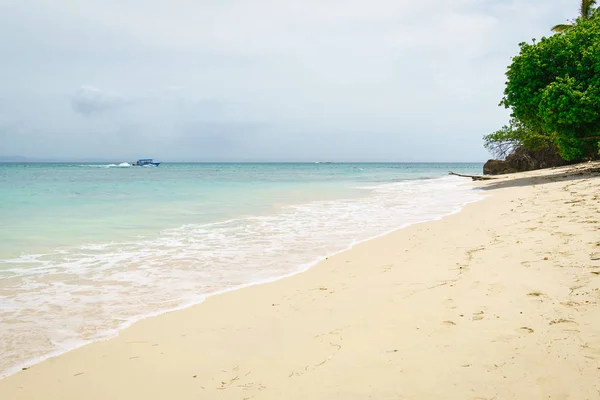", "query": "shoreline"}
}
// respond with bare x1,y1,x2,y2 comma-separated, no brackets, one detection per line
0,177,485,380
1,163,599,399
